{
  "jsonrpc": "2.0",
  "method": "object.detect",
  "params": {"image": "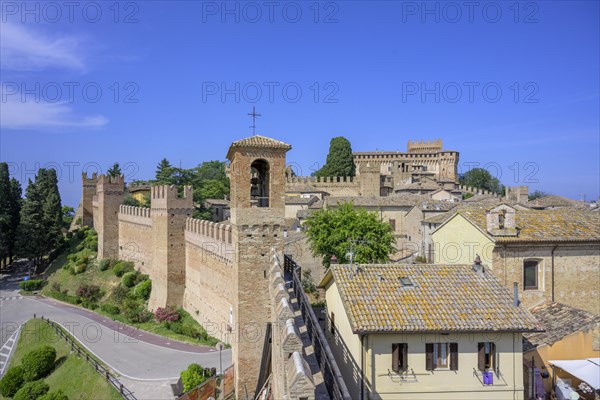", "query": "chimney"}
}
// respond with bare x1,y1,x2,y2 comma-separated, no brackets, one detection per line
513,282,520,307
472,254,484,274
